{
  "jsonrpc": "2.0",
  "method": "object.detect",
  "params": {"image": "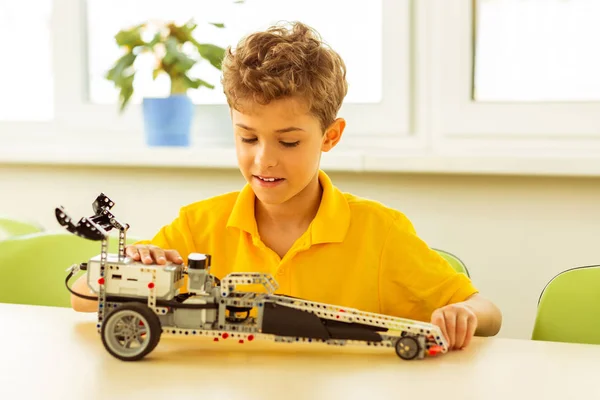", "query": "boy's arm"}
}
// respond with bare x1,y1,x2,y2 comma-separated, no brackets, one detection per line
458,293,502,336
431,293,502,350
71,274,98,312
379,216,502,348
